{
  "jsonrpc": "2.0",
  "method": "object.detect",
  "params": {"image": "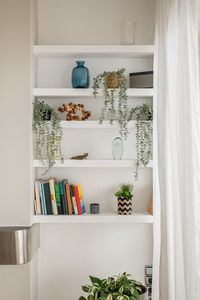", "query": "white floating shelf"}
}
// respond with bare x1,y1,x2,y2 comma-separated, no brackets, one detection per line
33,159,153,168
33,88,154,98
33,45,154,58
33,212,153,224
60,120,137,129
